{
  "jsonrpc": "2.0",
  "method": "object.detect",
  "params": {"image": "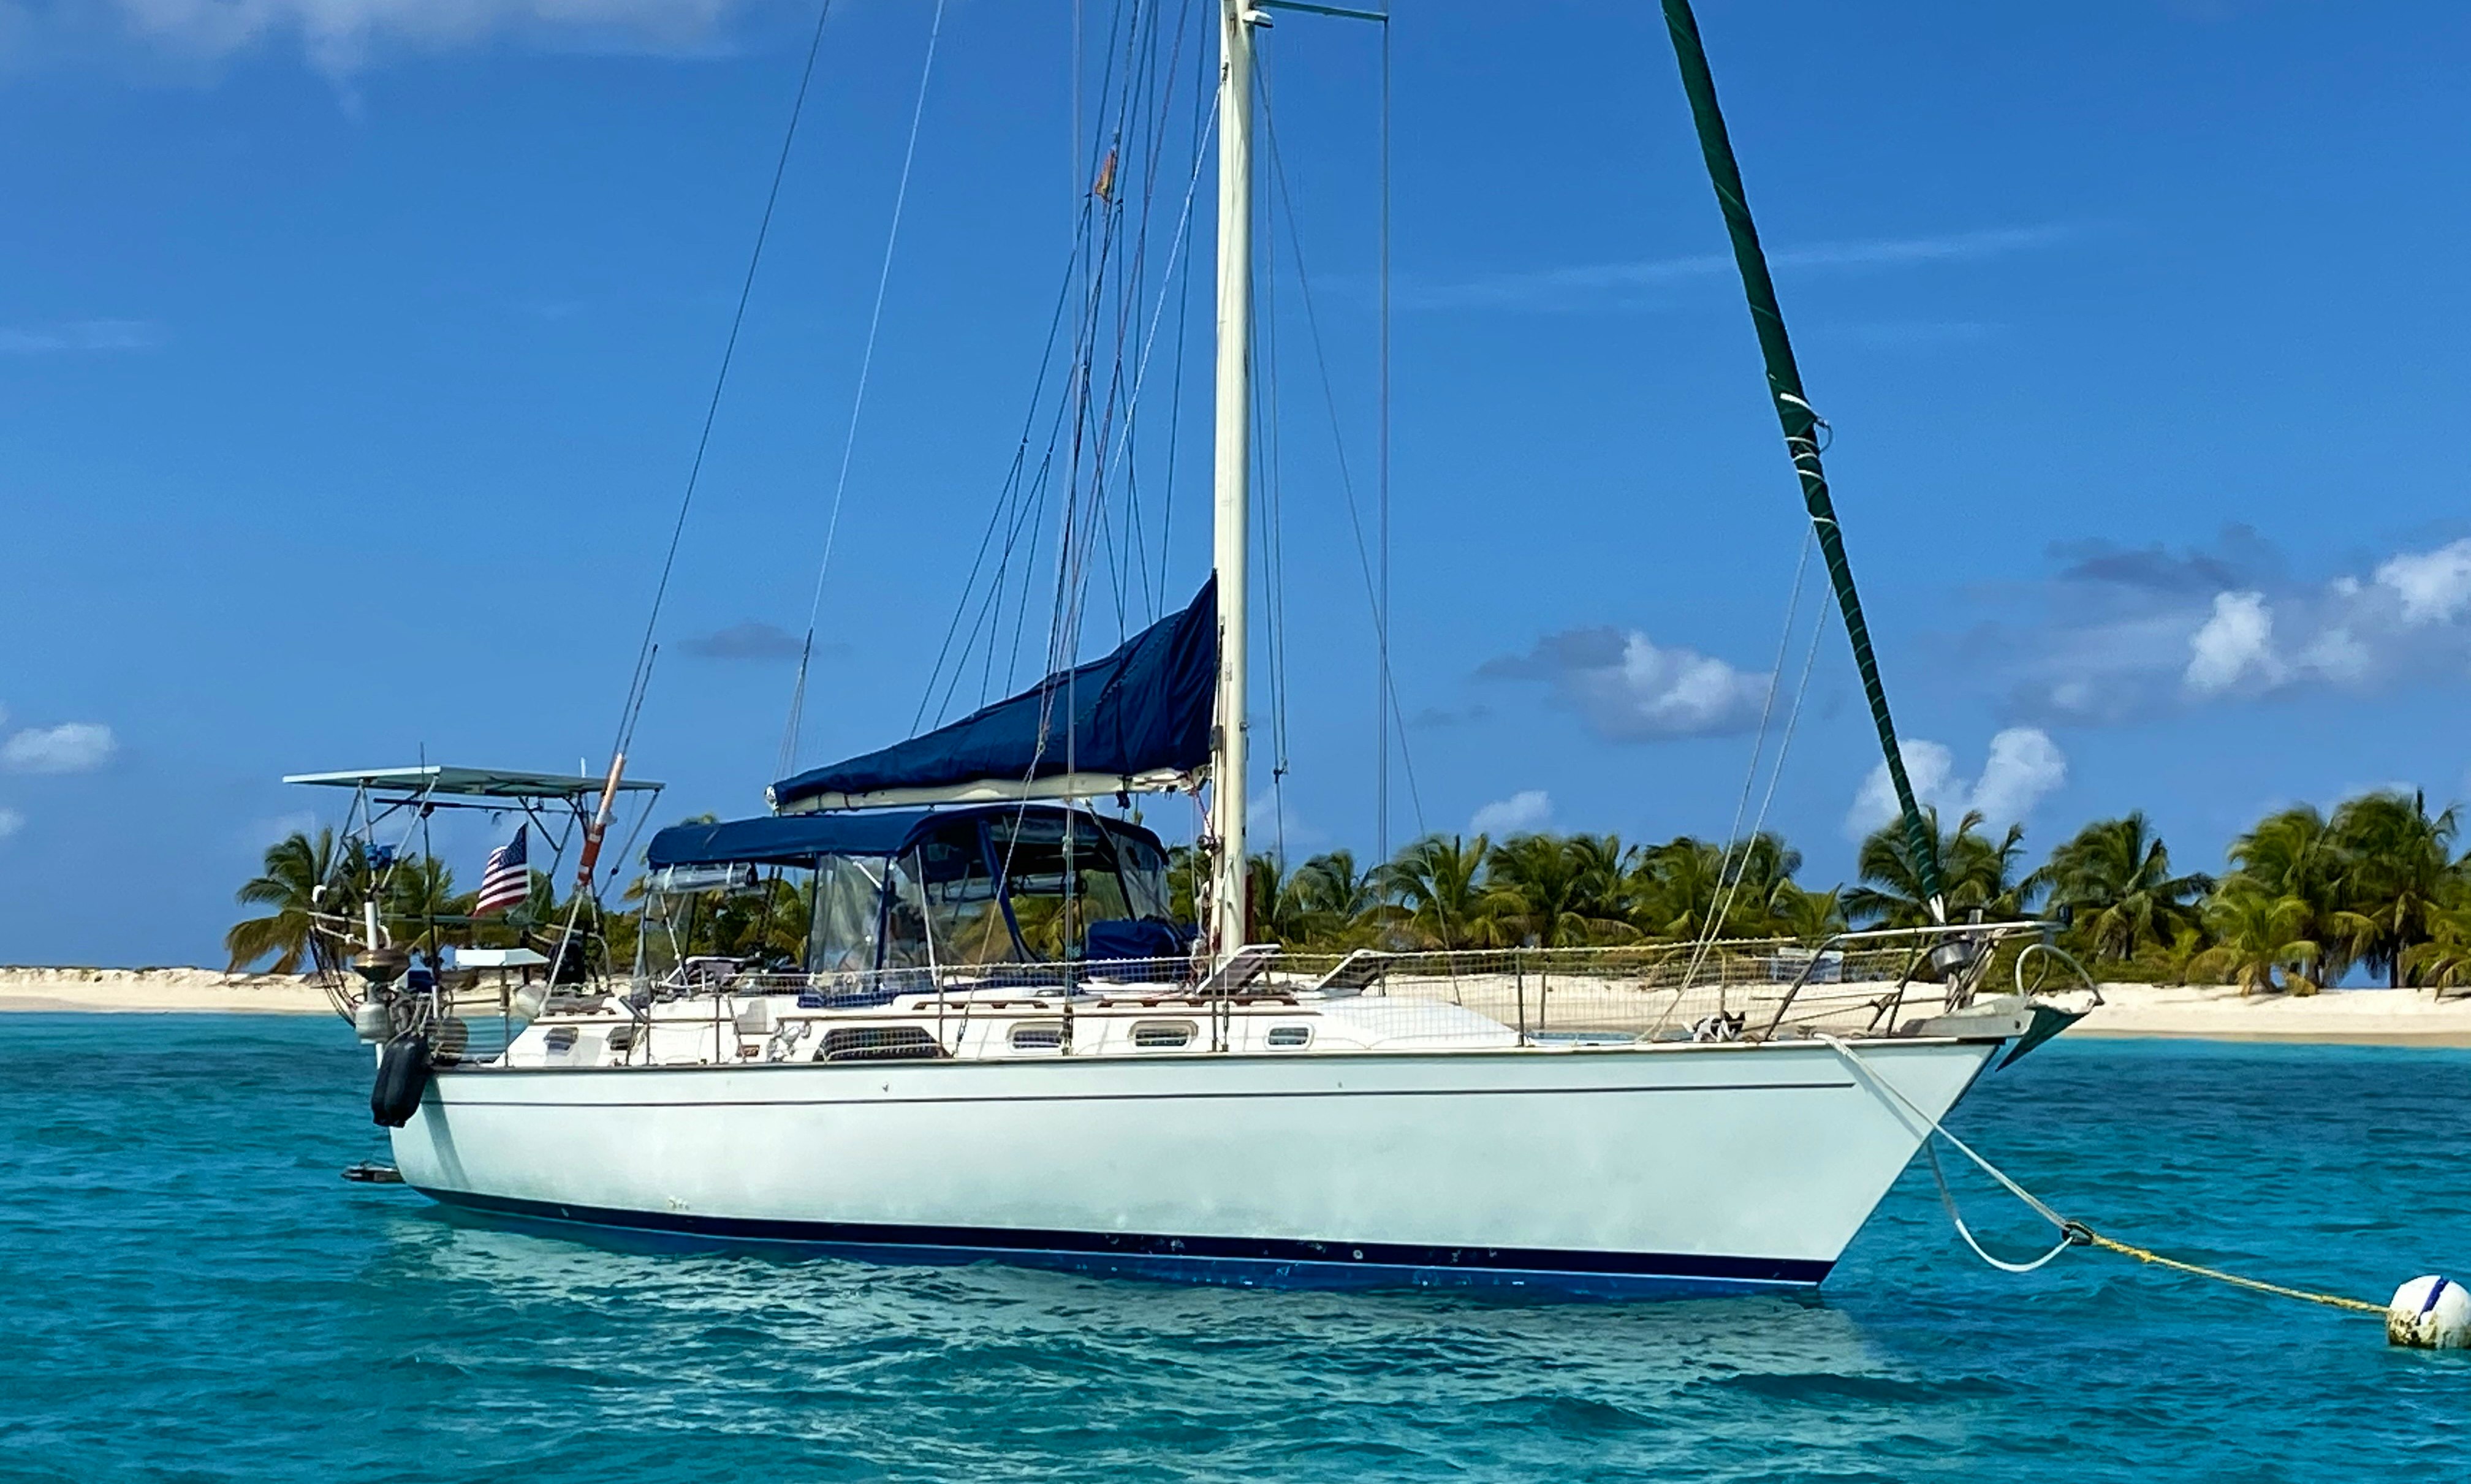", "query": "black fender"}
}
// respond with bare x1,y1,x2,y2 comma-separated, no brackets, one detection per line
371,1032,433,1127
